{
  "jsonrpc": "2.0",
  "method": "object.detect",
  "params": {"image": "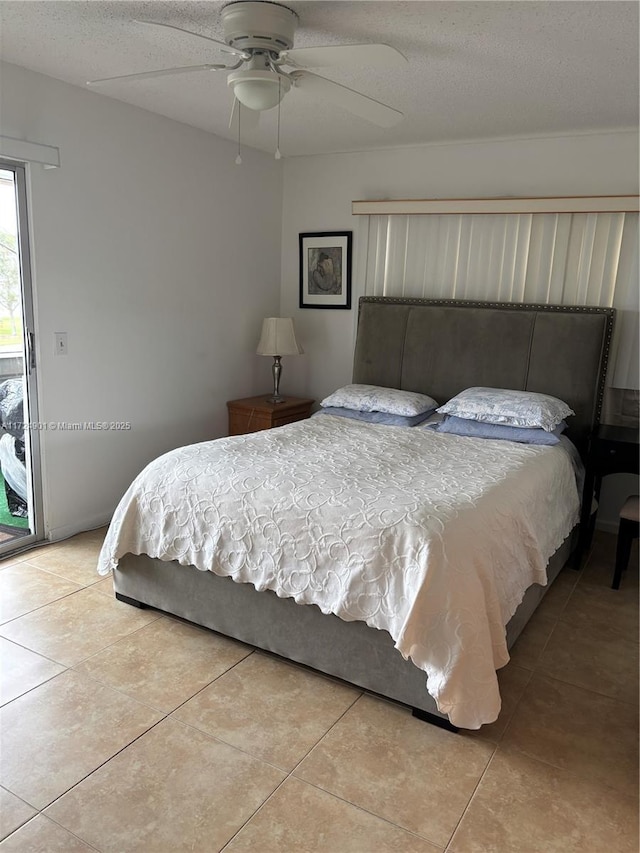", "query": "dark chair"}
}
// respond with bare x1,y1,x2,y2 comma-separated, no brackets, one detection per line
612,495,639,590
